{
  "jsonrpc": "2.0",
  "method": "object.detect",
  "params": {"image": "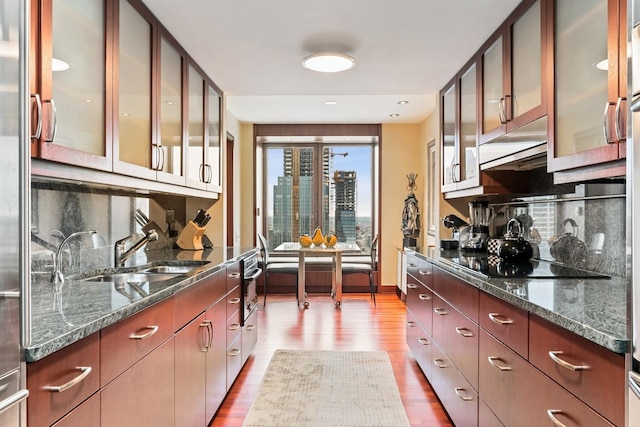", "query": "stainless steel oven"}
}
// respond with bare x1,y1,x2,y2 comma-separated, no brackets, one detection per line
241,253,261,326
